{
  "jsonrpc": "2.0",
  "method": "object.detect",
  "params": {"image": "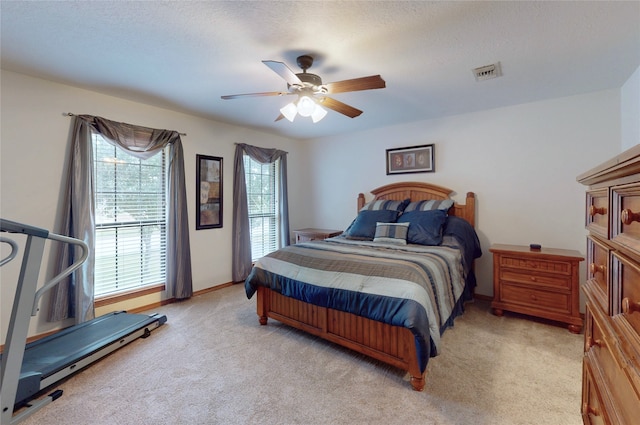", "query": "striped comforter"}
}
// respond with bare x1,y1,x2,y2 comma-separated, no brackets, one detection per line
245,237,470,373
